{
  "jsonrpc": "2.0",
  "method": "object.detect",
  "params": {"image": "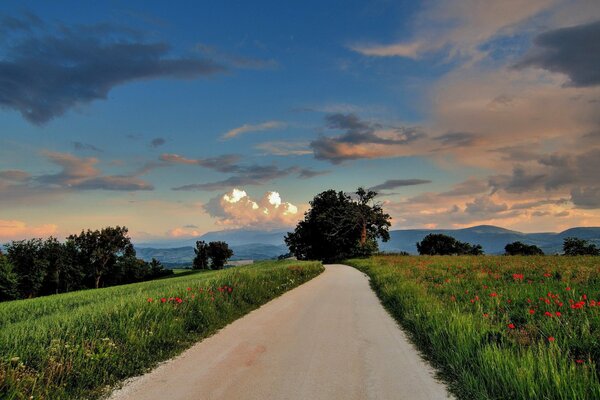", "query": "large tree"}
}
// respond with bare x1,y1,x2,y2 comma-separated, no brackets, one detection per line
193,240,210,270
5,238,48,298
207,241,233,269
285,188,391,262
67,226,135,288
